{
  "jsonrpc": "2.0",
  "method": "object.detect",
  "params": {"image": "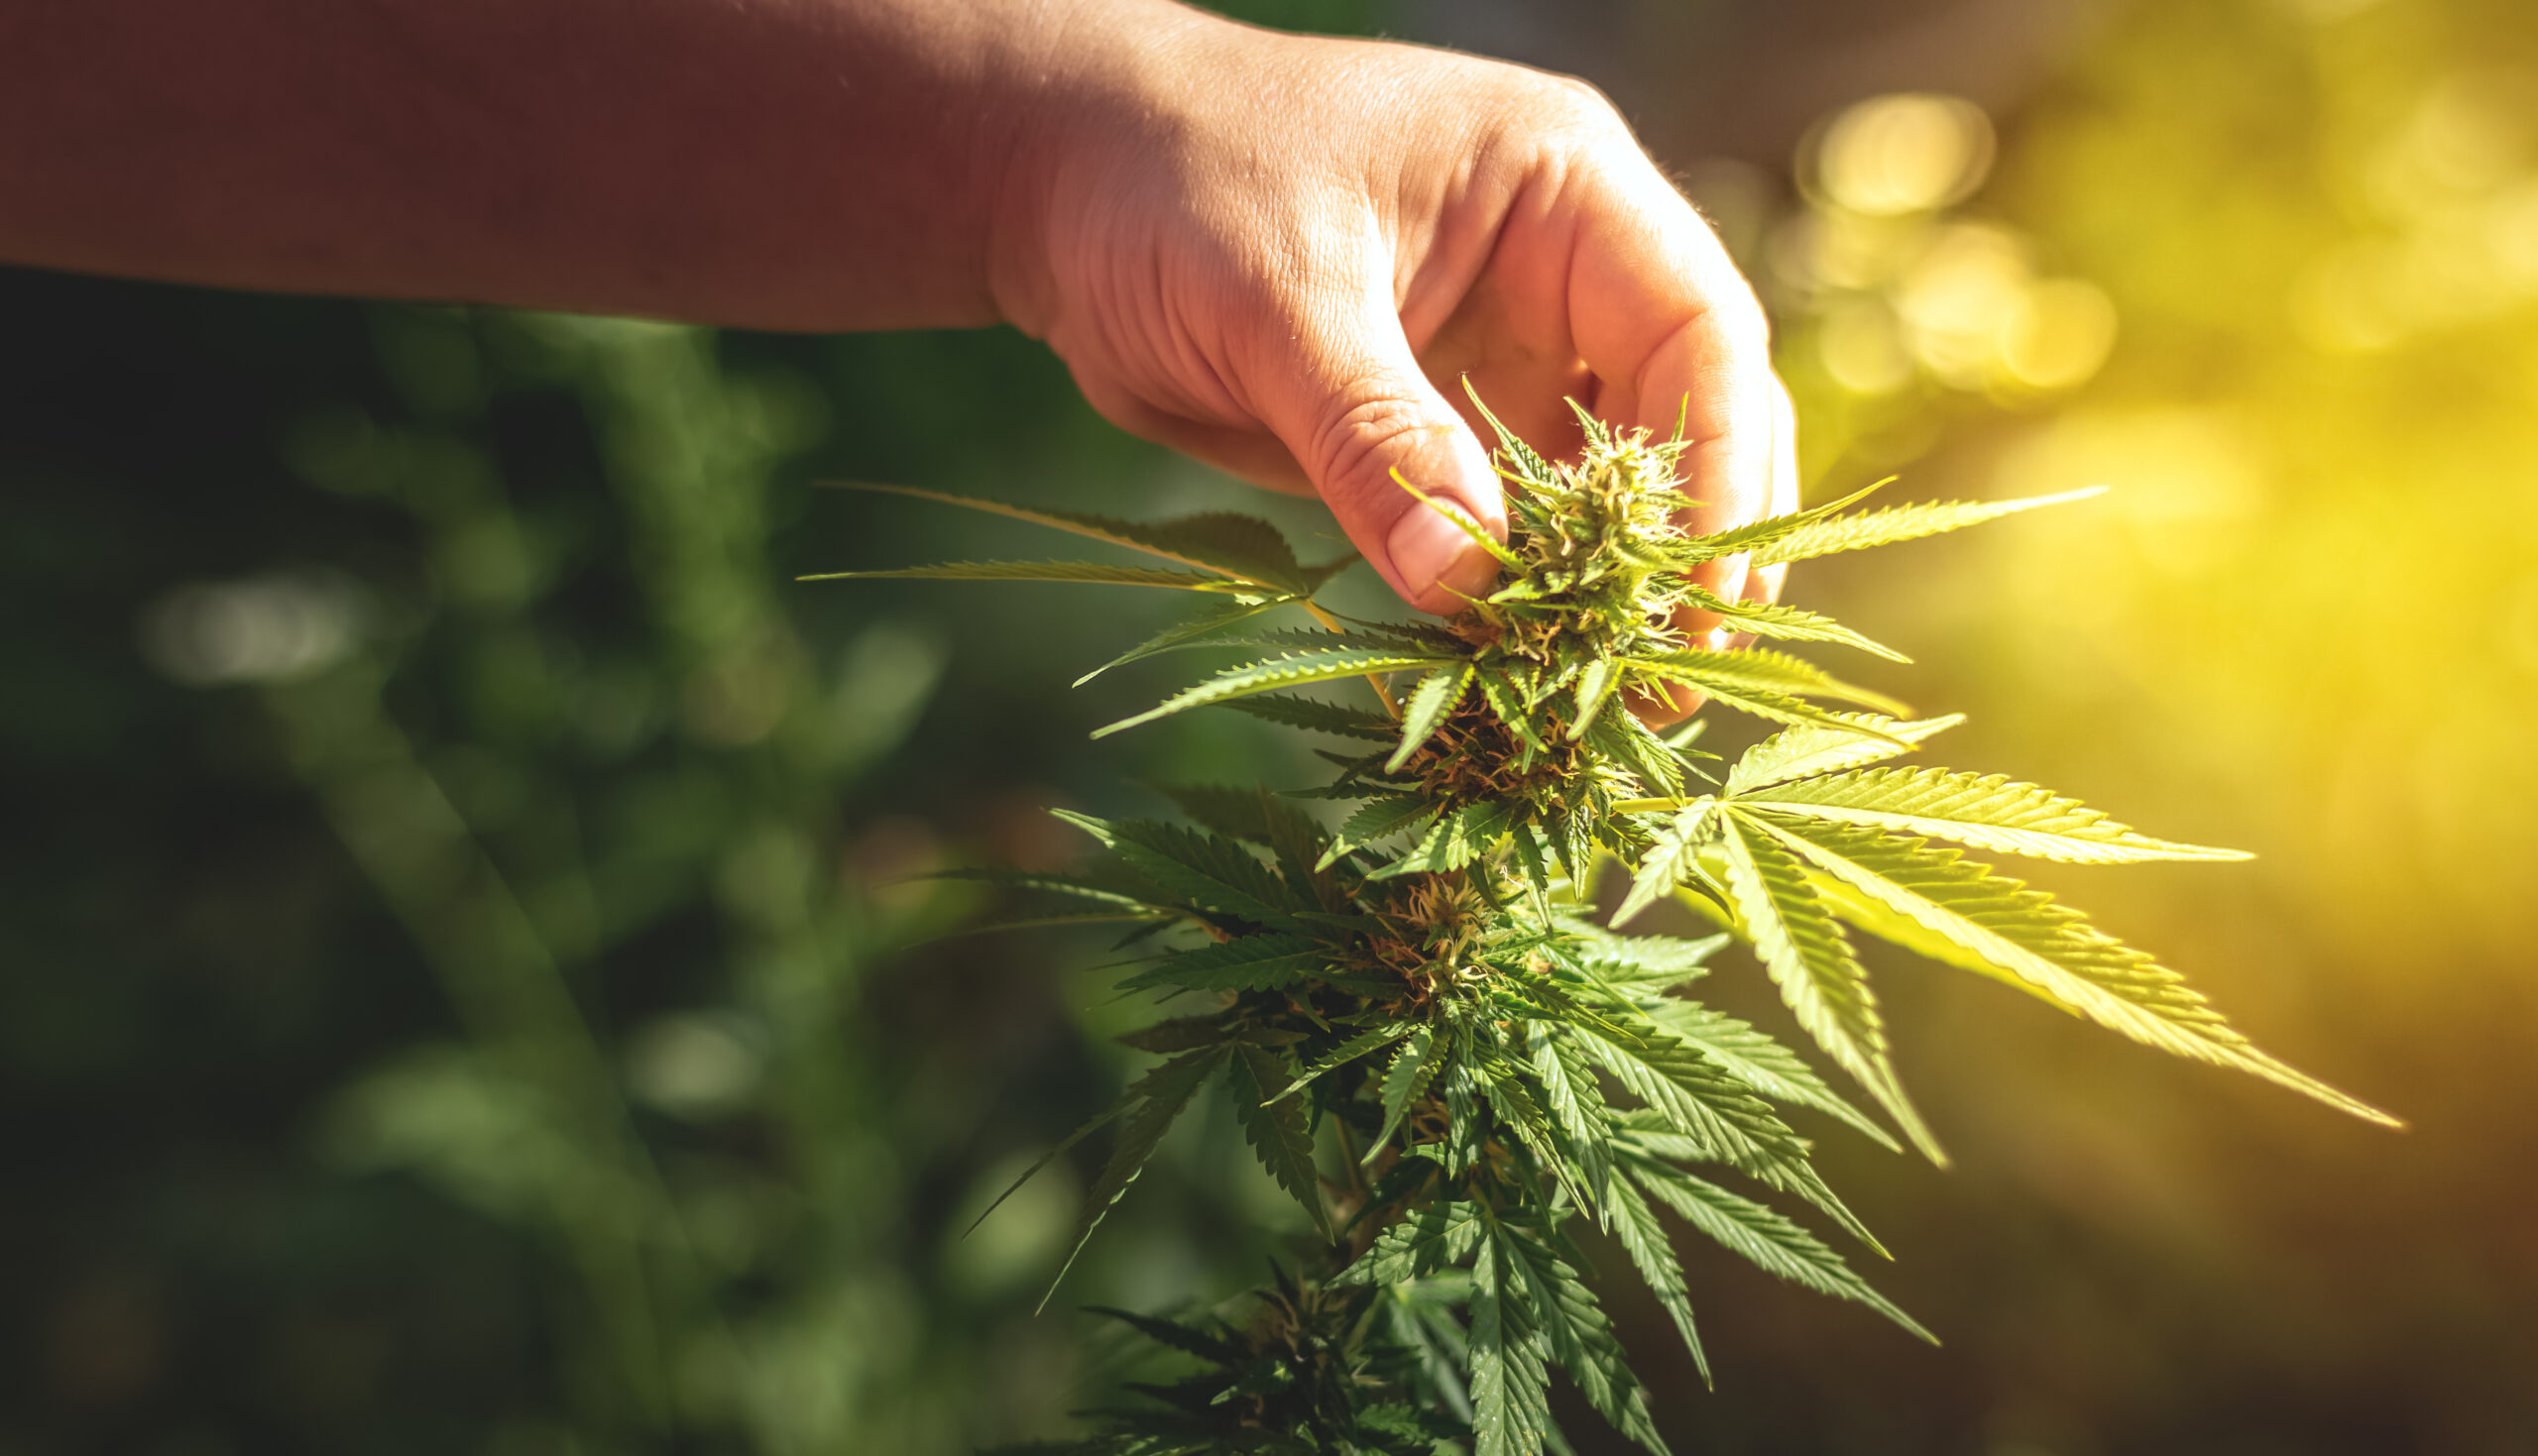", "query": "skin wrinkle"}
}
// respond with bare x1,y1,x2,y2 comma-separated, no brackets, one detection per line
1396,146,1513,354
